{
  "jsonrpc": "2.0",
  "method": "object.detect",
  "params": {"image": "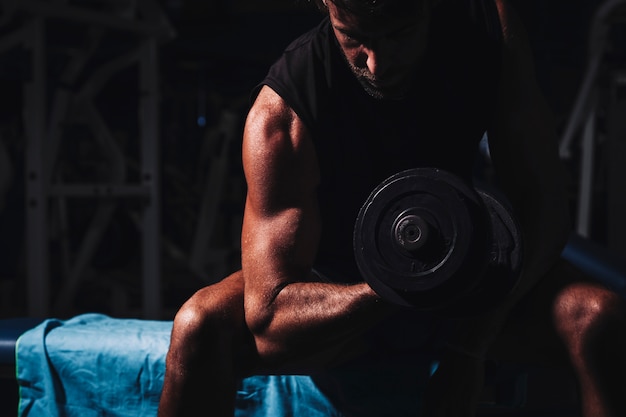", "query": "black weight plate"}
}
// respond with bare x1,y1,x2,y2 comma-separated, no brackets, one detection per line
354,168,490,309
439,187,524,317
